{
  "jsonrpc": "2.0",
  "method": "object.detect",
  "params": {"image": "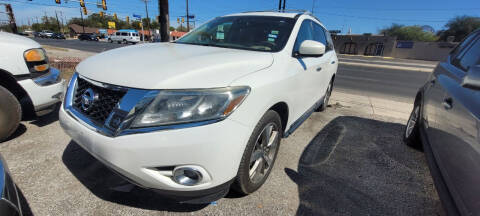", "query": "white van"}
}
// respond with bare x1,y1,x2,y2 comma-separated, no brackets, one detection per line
108,31,140,44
